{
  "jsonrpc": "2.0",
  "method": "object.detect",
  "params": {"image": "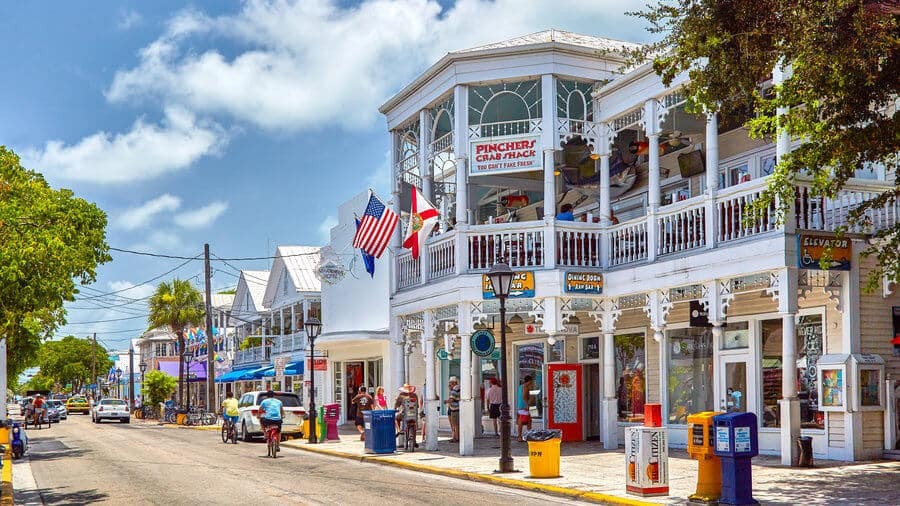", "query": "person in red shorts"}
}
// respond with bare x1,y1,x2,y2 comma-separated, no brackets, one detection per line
516,375,534,442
